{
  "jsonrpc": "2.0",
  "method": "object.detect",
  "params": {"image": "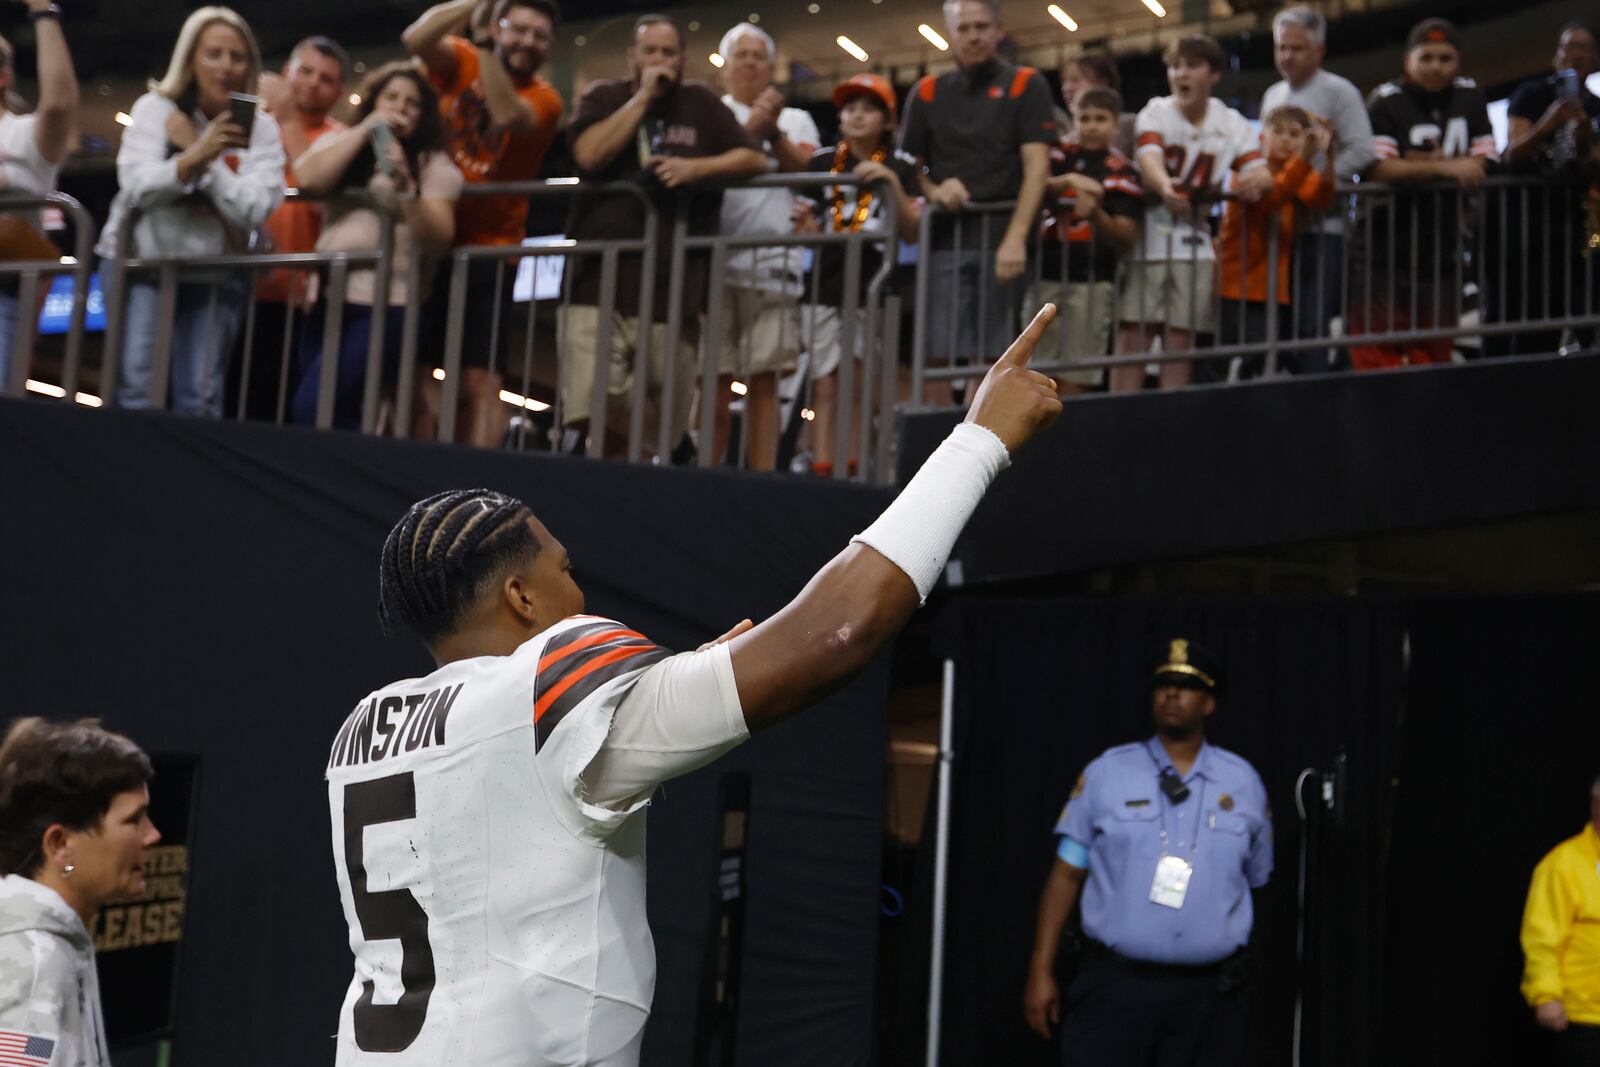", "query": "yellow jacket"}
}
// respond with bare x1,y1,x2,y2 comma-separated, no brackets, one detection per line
1522,824,1600,1024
